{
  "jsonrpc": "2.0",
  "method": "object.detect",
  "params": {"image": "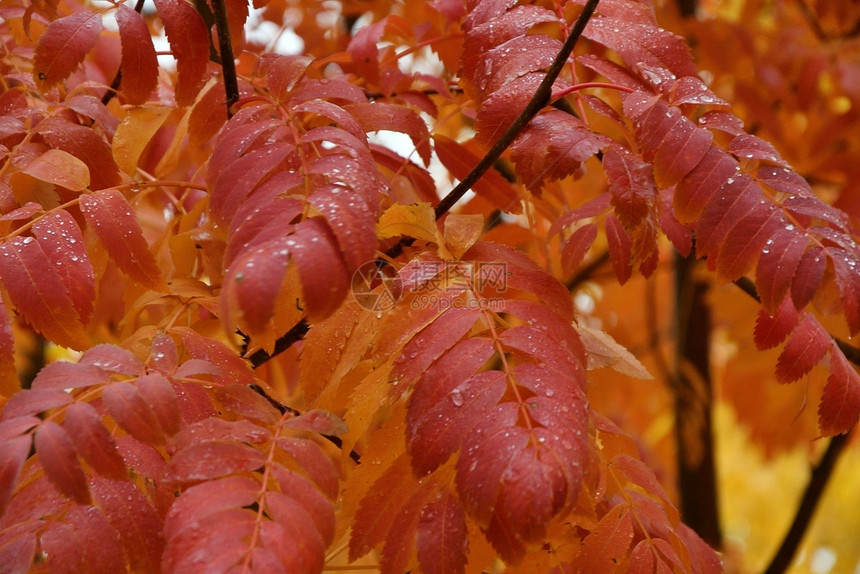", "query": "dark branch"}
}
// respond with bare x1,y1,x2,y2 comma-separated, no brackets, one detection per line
433,0,601,219
246,318,309,368
764,432,851,574
210,0,240,116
